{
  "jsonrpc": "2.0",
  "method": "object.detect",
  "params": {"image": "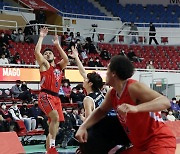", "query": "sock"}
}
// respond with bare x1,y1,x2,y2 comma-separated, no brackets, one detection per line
50,139,55,147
